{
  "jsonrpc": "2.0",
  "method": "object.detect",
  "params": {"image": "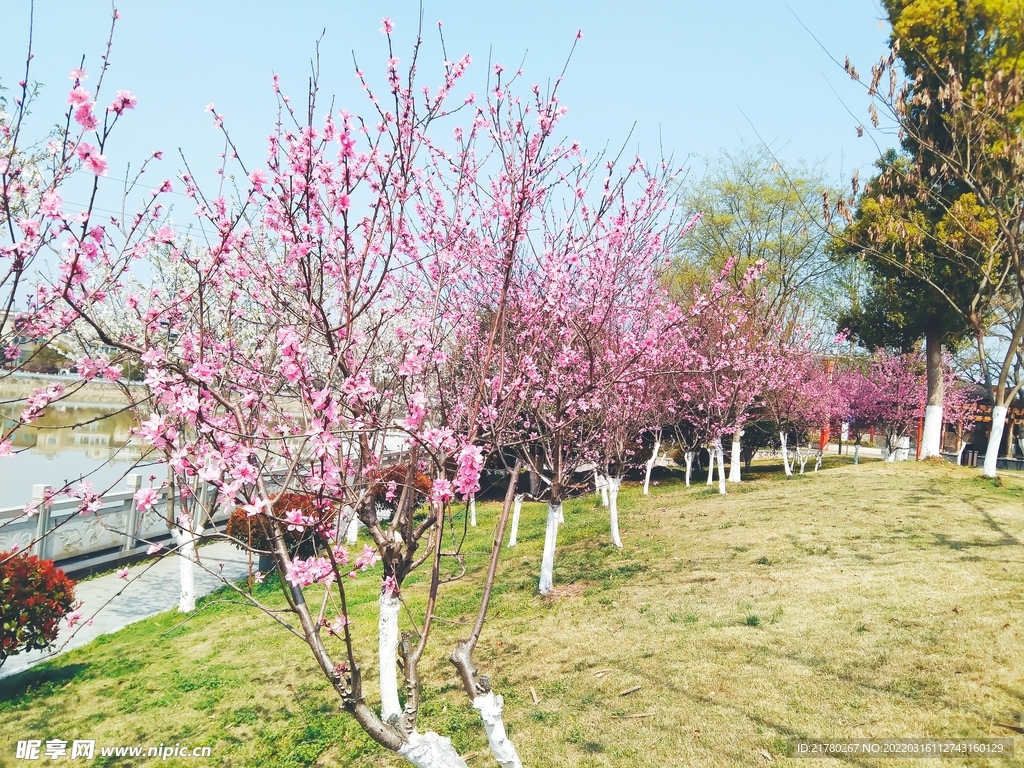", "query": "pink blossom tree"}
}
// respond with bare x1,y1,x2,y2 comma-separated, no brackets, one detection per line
846,350,927,462
57,19,685,766
491,156,681,591
943,372,981,464
670,258,782,492
1,11,178,574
